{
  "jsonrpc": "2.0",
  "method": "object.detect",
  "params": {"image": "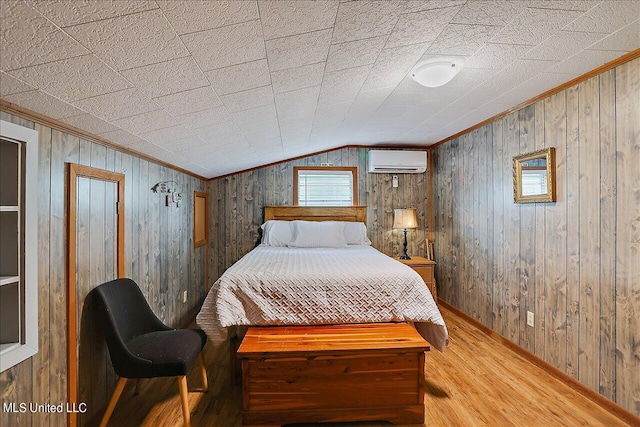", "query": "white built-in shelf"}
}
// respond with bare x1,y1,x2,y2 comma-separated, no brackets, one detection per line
0,121,38,373
0,276,19,287
0,342,20,356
